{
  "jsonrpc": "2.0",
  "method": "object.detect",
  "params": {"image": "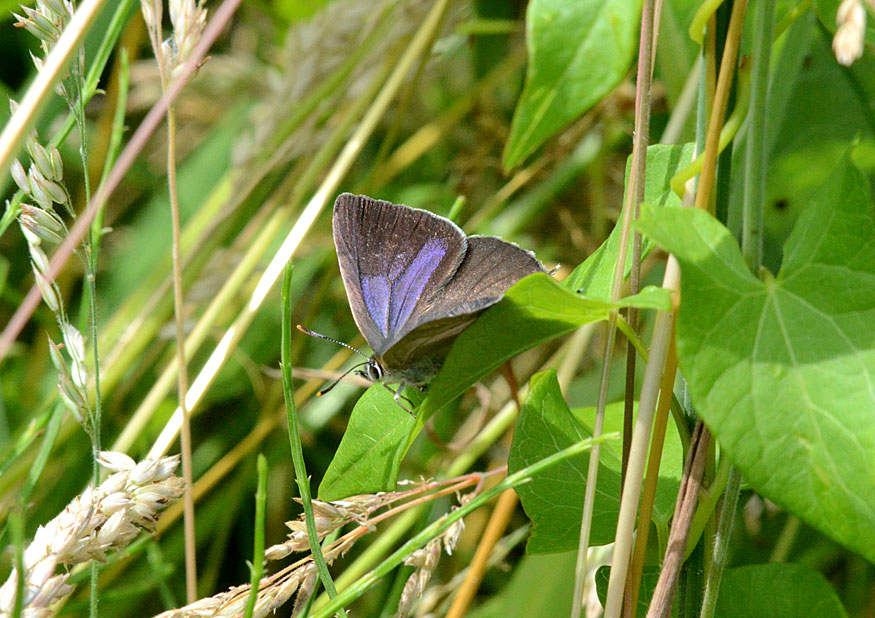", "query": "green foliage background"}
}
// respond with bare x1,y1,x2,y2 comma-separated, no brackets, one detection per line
0,0,873,615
